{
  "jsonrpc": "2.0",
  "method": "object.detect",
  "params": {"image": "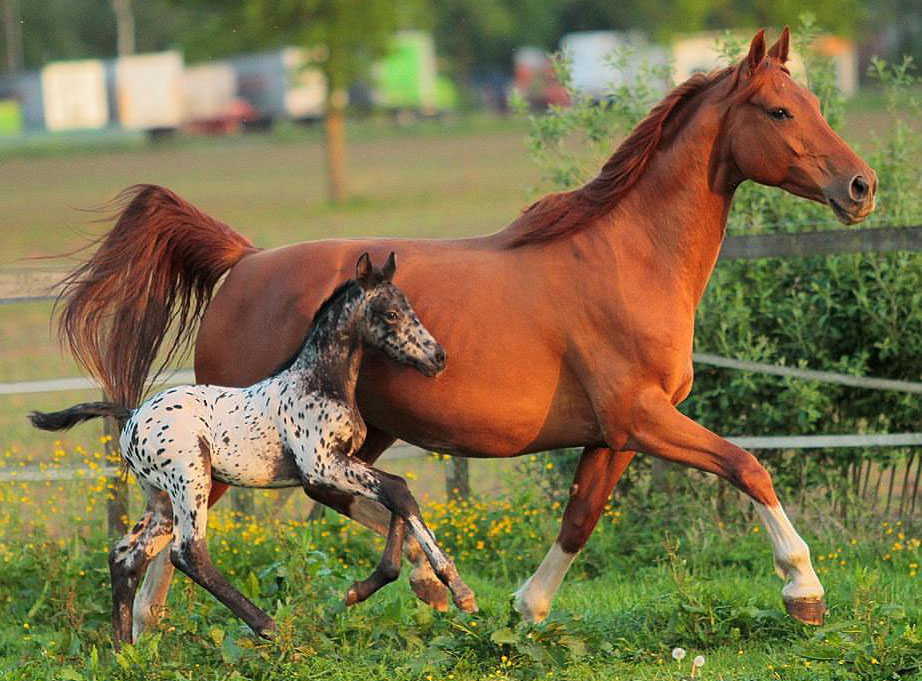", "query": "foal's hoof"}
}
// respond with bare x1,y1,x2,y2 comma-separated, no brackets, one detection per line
784,597,826,626
410,574,449,612
449,580,479,614
256,619,278,640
